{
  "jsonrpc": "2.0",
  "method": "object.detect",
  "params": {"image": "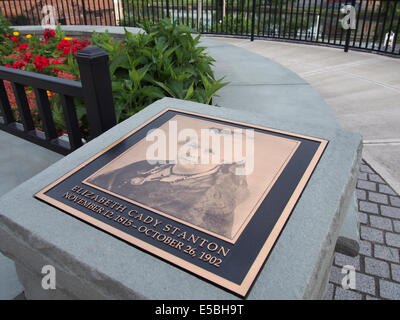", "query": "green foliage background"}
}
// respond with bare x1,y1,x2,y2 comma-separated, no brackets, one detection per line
92,19,227,123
